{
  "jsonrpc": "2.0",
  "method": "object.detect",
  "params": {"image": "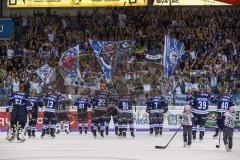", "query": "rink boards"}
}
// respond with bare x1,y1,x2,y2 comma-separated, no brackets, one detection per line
0,106,239,132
